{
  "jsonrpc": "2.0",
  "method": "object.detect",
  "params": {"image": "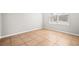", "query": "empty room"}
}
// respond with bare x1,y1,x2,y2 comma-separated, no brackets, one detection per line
0,13,79,46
